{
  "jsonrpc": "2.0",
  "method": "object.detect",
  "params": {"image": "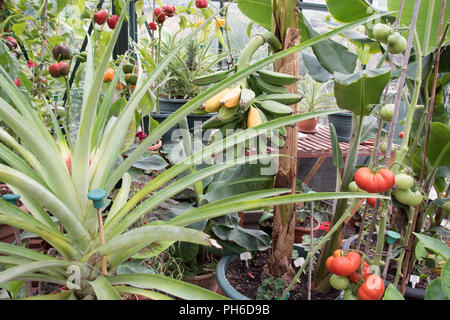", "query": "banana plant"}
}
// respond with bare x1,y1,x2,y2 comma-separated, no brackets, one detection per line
0,1,388,299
